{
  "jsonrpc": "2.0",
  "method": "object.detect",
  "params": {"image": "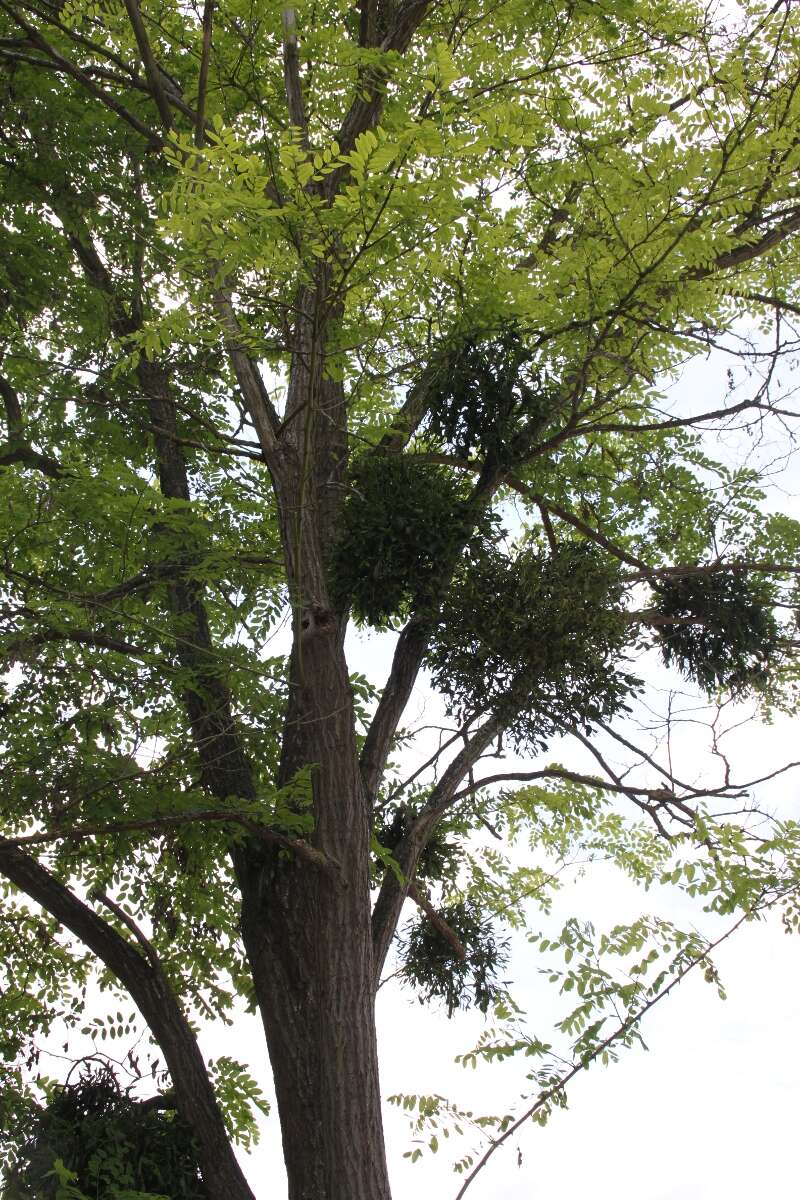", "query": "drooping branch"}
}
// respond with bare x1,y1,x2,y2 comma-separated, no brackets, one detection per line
2,626,147,662
734,291,800,320
407,881,466,960
0,842,256,1200
523,490,649,569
